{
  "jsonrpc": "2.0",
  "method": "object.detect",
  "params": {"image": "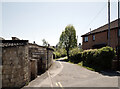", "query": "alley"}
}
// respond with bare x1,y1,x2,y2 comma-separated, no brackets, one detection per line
24,59,119,88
